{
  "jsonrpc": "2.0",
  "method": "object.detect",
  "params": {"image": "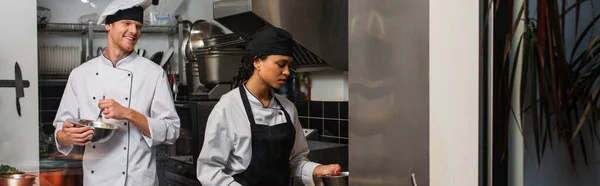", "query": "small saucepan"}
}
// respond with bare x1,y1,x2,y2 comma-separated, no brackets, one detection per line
320,172,349,186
